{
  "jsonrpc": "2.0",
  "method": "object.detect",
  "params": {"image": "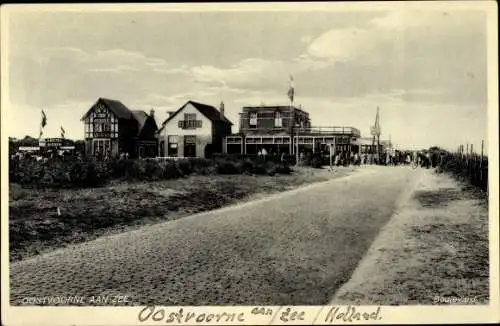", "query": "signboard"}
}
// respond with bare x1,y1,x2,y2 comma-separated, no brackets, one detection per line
19,146,40,152
370,125,381,136
184,135,197,144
